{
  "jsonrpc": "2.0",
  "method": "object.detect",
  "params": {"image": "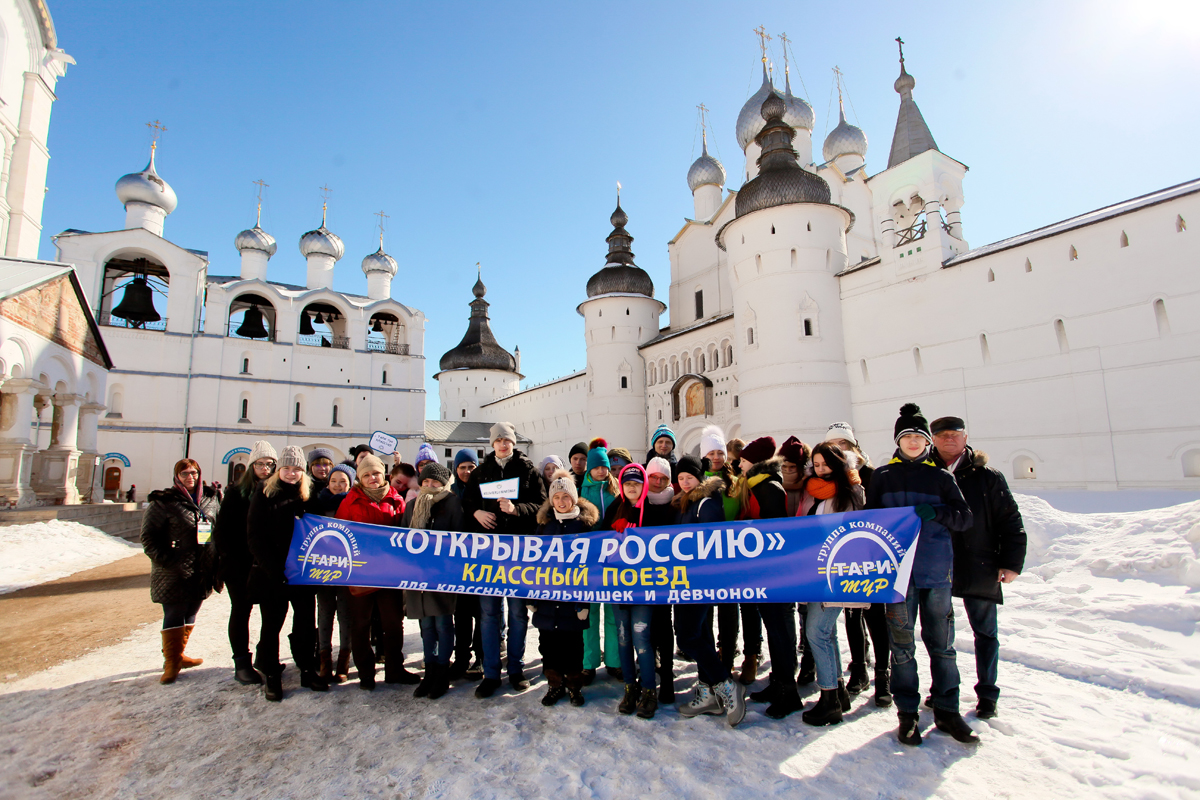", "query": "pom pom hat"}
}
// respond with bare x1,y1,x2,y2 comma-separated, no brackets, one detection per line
699,424,726,457
587,437,610,471
548,469,579,503
893,402,933,444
